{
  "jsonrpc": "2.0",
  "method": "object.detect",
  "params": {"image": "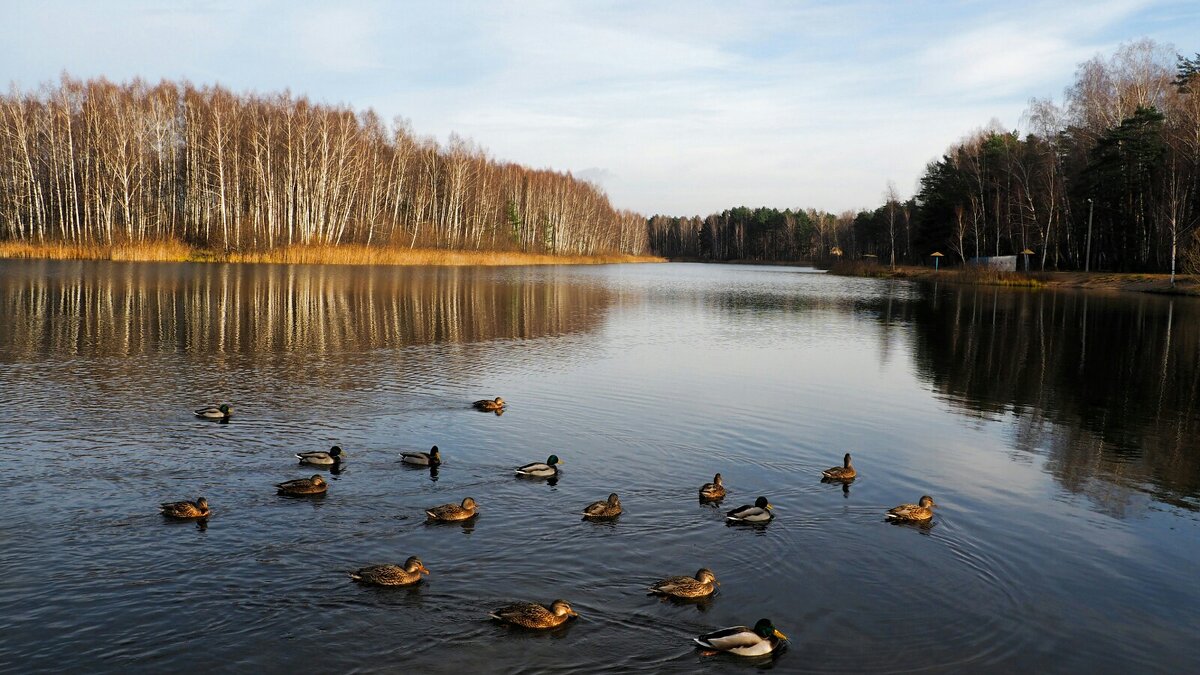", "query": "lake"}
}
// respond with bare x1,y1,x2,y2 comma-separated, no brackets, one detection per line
1,260,1198,673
